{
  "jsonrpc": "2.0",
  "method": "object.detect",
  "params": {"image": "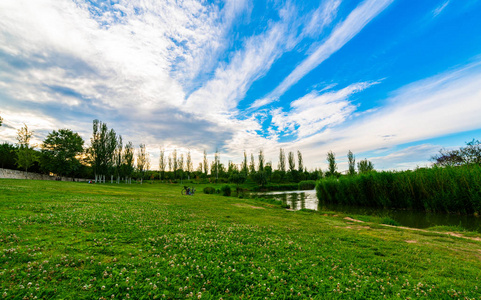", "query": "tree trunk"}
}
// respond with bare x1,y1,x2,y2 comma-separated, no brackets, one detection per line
111,175,113,184
95,174,98,183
